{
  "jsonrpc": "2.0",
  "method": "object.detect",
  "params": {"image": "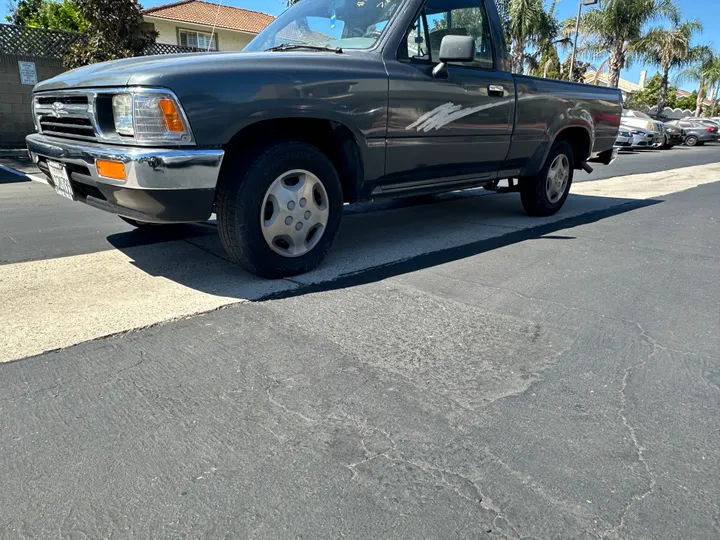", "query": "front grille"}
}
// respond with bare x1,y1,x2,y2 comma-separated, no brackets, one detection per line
38,115,95,140
34,92,97,142
36,95,88,106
